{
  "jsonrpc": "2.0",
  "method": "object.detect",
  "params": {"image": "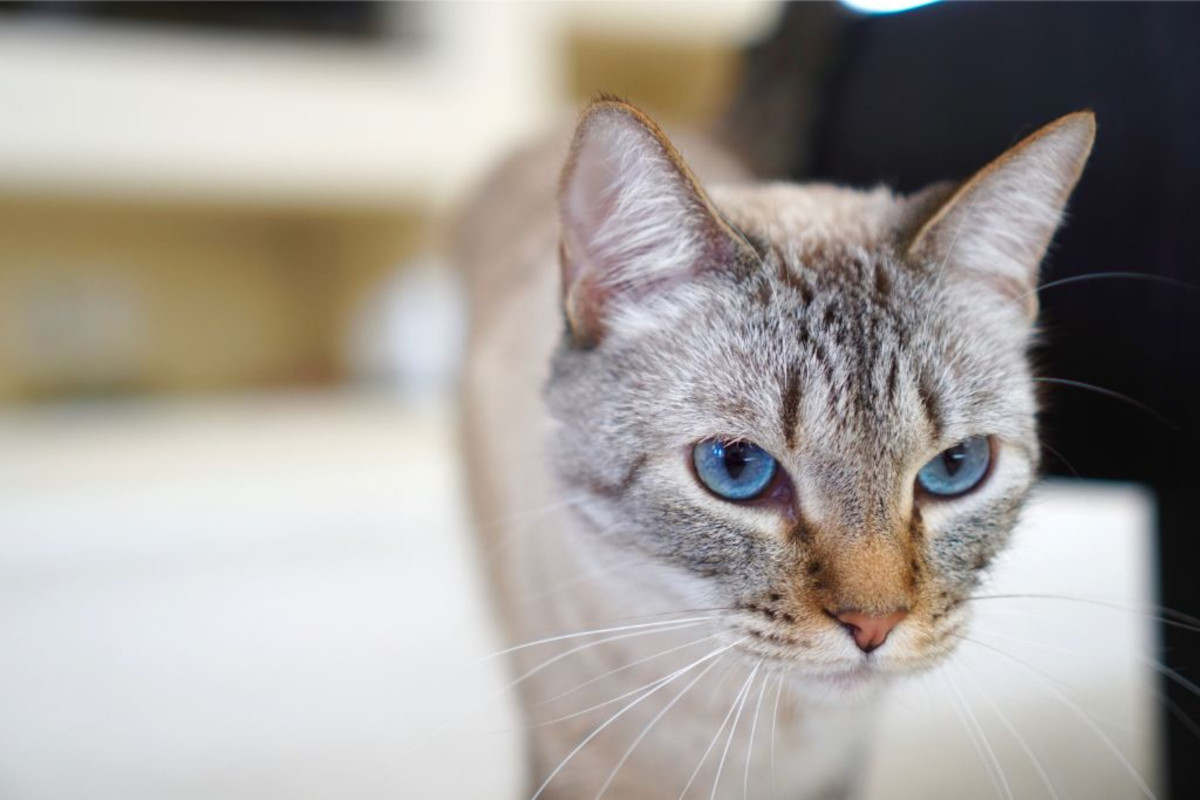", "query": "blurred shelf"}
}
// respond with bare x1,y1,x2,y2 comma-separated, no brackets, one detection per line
0,3,778,212
0,10,554,210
